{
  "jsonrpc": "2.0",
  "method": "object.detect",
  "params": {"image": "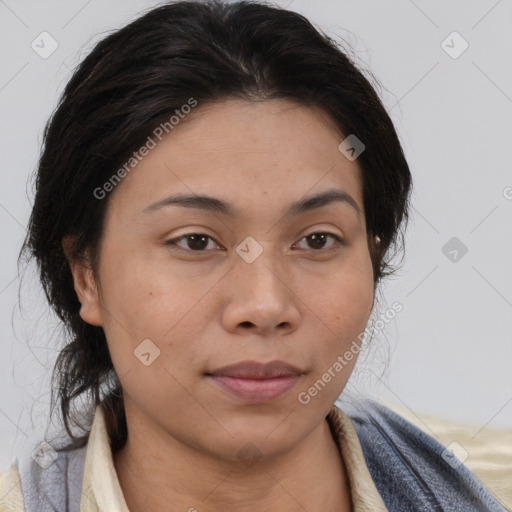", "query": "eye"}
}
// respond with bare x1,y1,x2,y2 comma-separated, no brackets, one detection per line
293,232,343,251
165,231,343,254
166,233,223,252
